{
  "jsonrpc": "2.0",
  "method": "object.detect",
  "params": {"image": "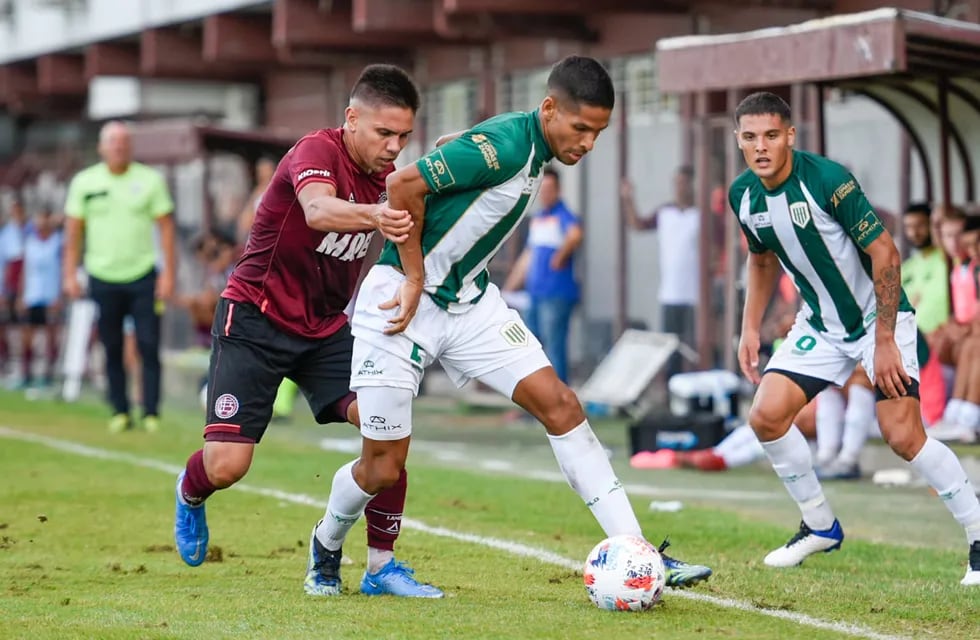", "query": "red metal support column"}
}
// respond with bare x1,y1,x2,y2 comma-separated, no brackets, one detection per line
614,86,629,340
695,89,712,370
937,76,952,210
813,83,826,156
723,87,741,373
